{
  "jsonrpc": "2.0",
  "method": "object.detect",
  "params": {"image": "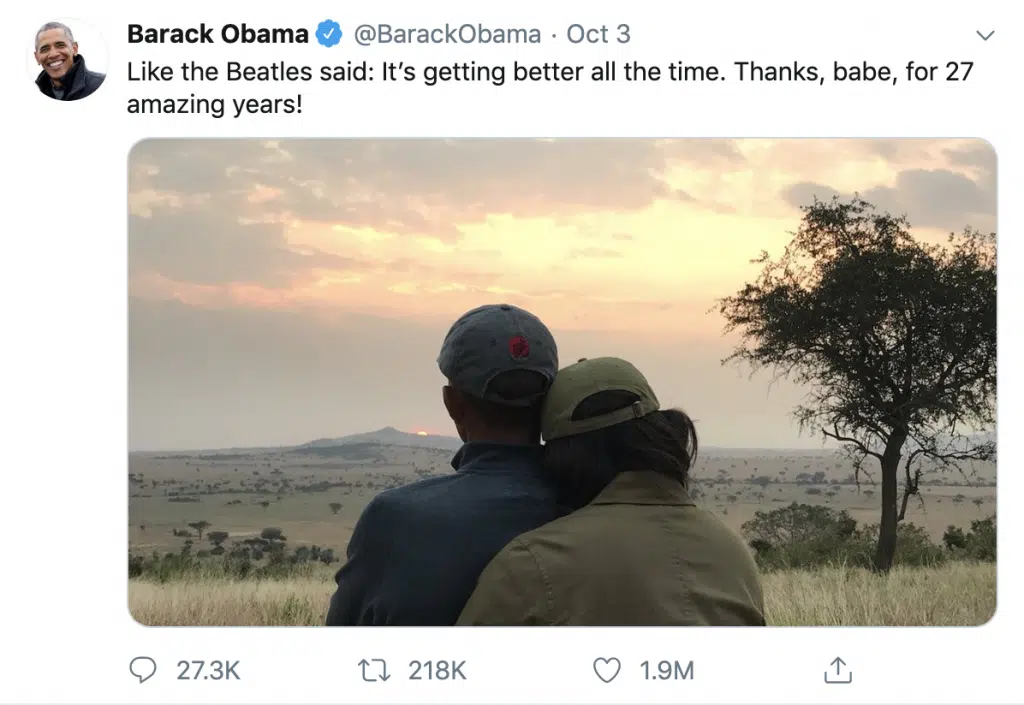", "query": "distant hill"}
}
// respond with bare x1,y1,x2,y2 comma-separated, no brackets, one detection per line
295,430,836,457
137,428,995,458
299,426,463,452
